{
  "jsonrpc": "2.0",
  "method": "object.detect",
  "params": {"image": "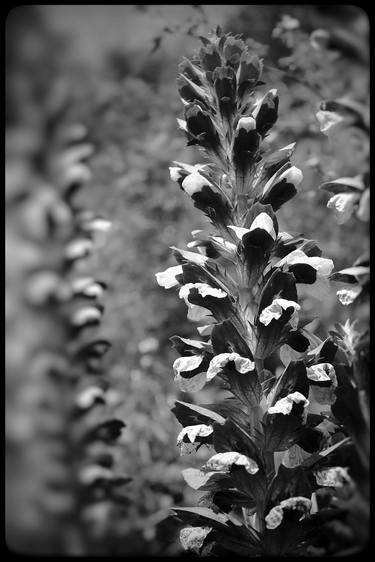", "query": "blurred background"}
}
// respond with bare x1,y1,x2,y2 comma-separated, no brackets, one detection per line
6,4,369,556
